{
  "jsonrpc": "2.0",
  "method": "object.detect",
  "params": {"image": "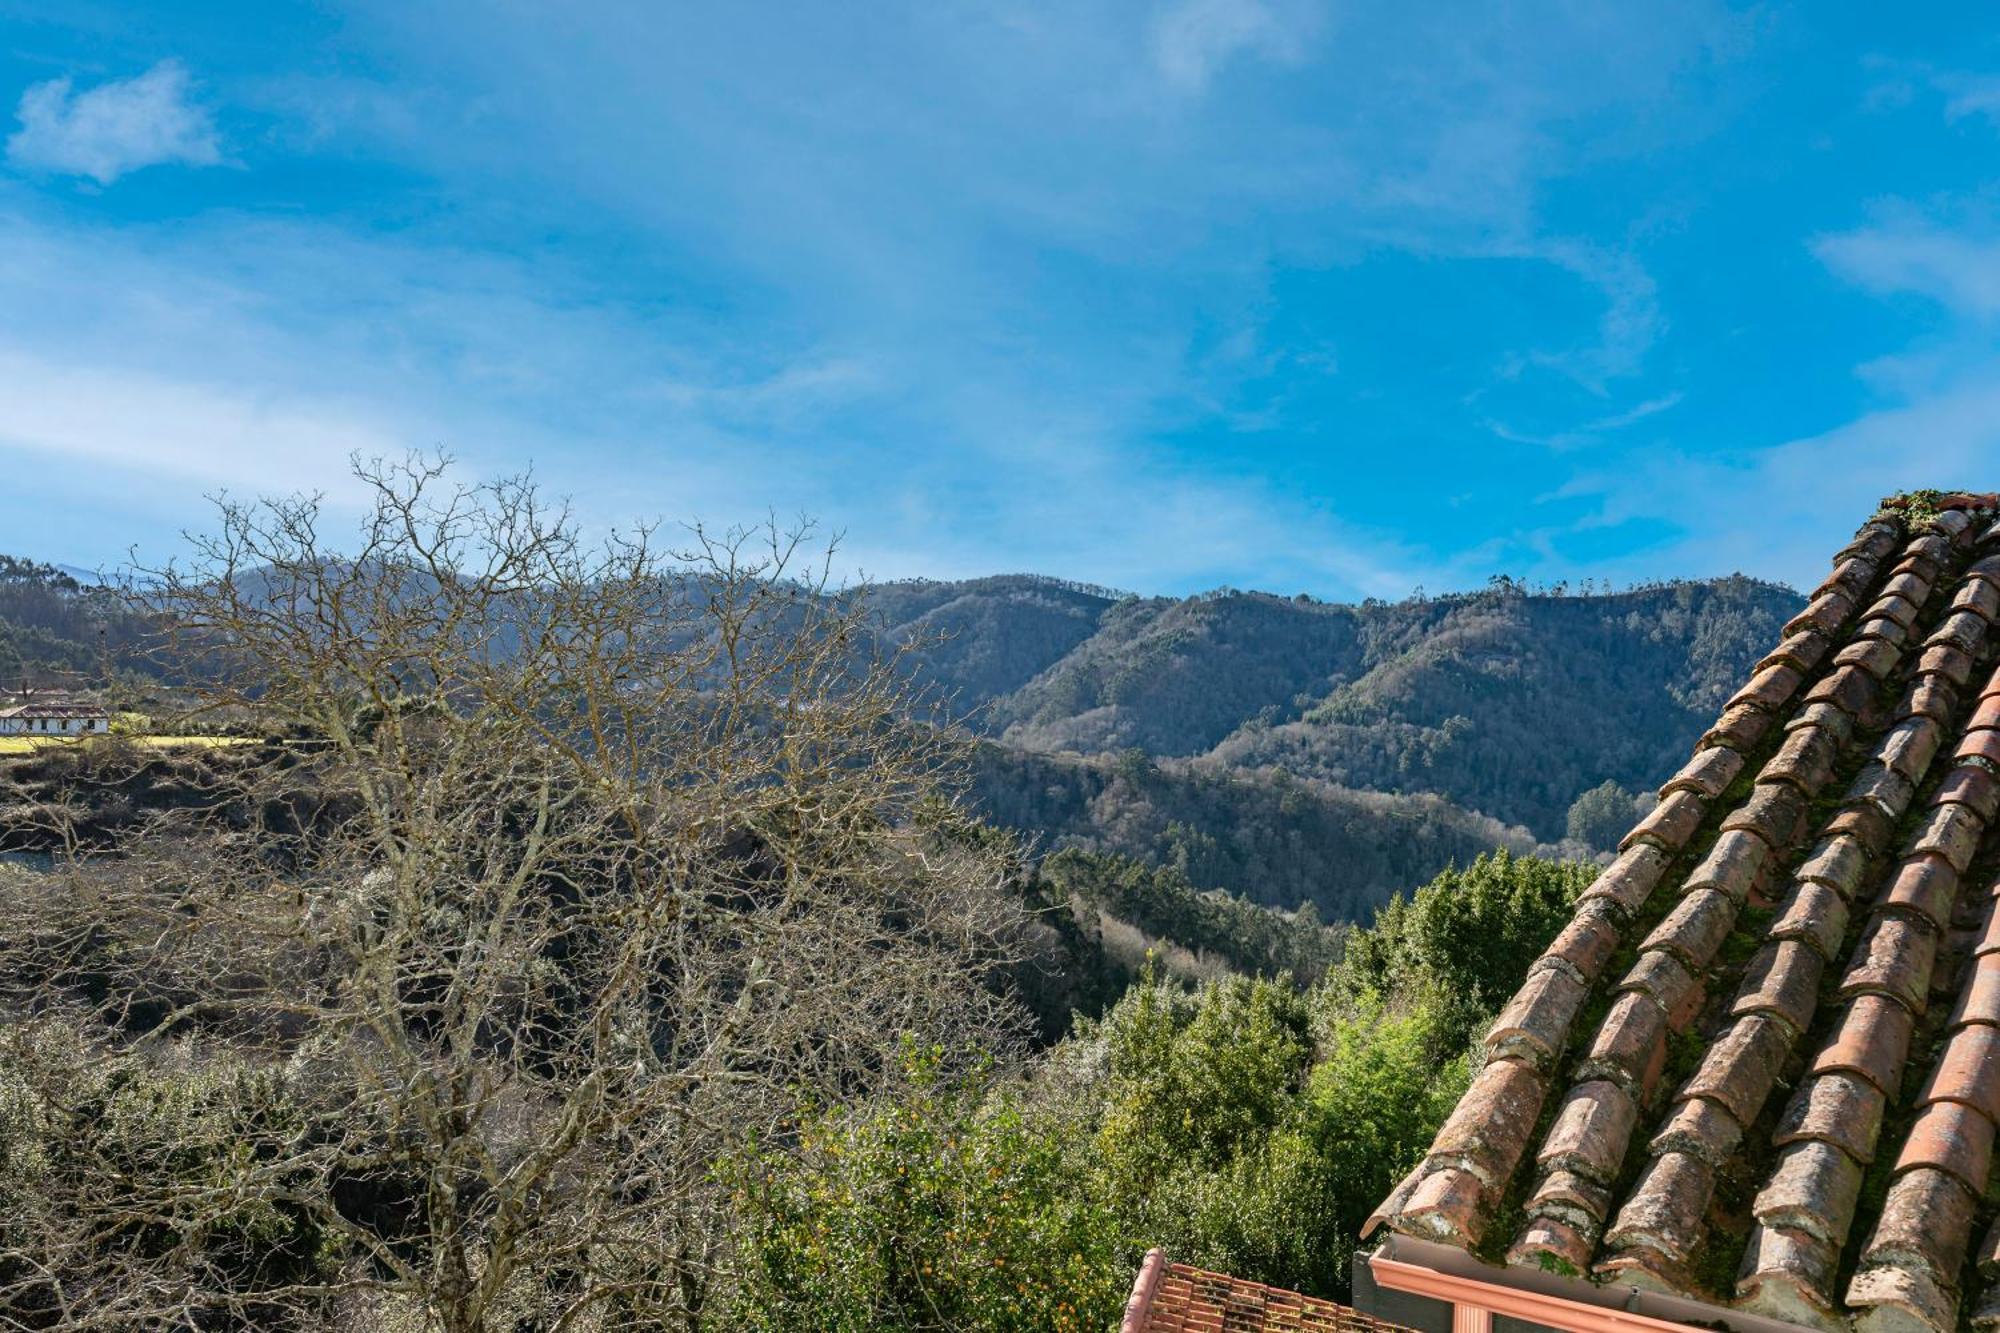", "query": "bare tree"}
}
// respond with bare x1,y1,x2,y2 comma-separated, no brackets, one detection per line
0,457,1026,1331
